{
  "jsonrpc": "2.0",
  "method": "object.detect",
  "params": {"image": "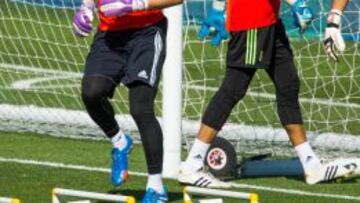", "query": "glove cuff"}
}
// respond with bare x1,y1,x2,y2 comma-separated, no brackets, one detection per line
327,9,342,27
82,0,96,10
293,0,307,9
212,0,225,11
133,0,149,11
